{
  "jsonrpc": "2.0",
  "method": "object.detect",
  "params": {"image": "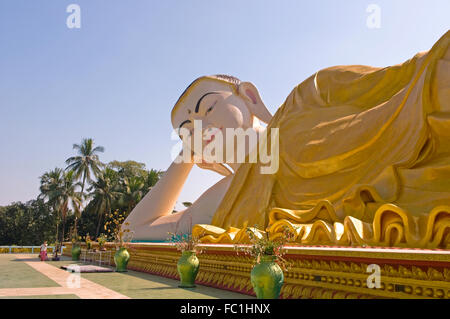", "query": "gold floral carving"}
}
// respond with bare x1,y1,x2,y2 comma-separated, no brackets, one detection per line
193,204,450,249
